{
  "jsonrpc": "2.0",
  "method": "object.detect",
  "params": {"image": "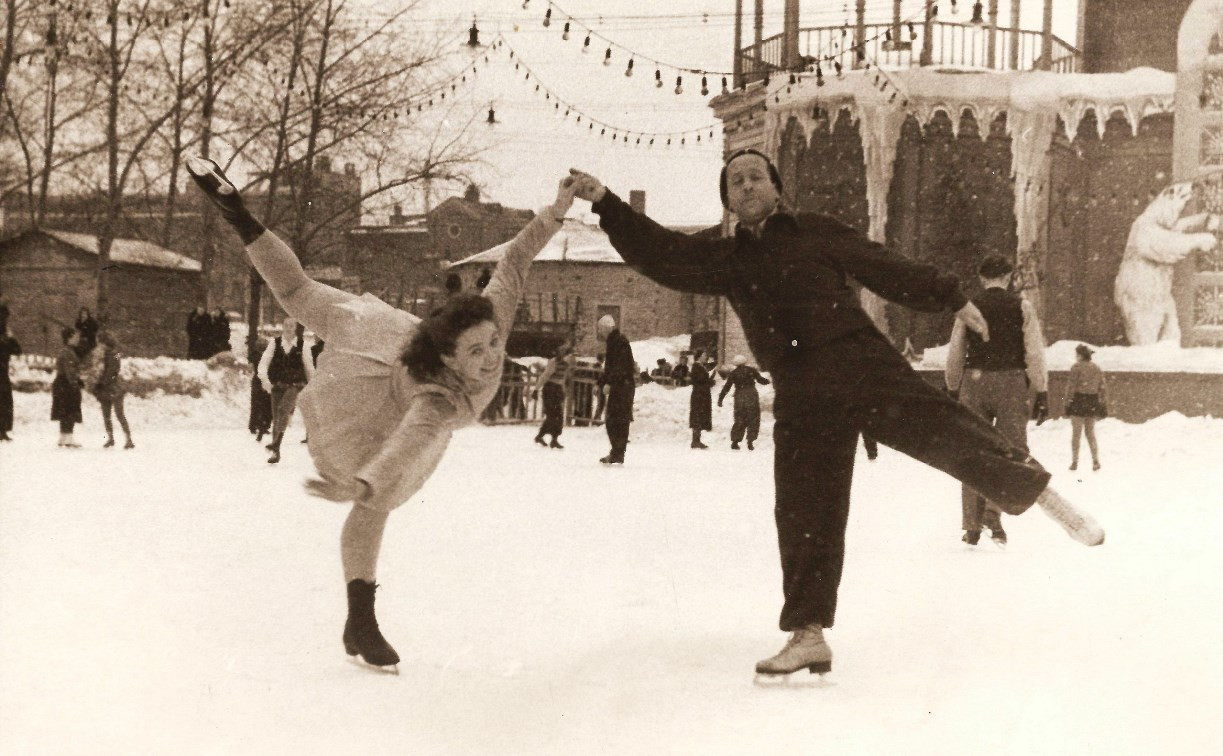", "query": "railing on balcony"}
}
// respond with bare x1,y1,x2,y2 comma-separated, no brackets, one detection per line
735,21,1080,85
